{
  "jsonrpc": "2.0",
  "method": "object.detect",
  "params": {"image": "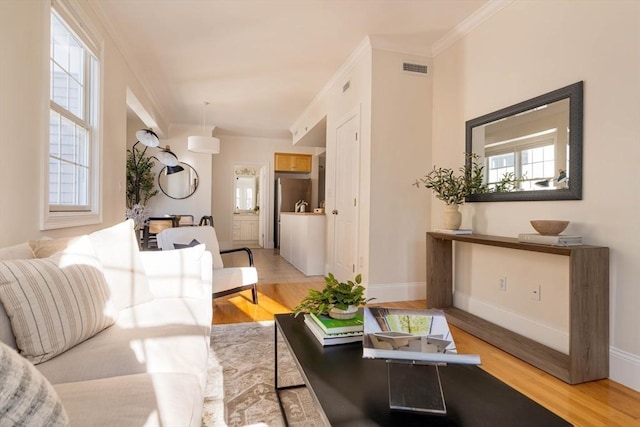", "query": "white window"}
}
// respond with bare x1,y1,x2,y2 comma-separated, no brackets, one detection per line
44,2,101,229
485,131,559,191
